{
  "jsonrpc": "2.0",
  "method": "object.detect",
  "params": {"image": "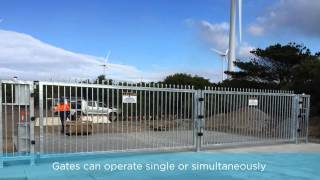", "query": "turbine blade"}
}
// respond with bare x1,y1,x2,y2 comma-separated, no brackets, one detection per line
238,0,242,43
225,49,229,55
105,50,111,63
211,48,225,56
